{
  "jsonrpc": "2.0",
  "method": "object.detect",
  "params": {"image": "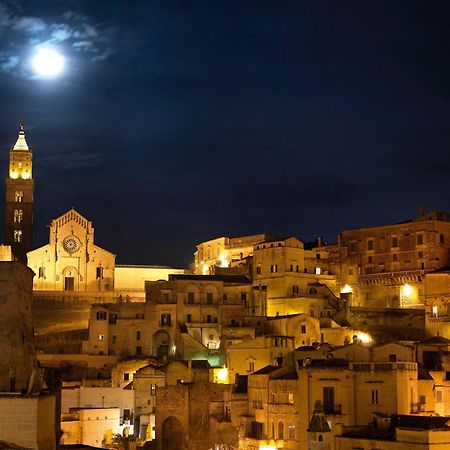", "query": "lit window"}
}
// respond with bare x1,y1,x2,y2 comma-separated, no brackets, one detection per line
96,267,103,279
288,422,295,439
270,264,278,273
432,305,438,318
99,334,105,341
14,230,22,243
315,267,321,275
151,384,156,396
288,393,294,404
14,209,23,223
15,191,23,202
